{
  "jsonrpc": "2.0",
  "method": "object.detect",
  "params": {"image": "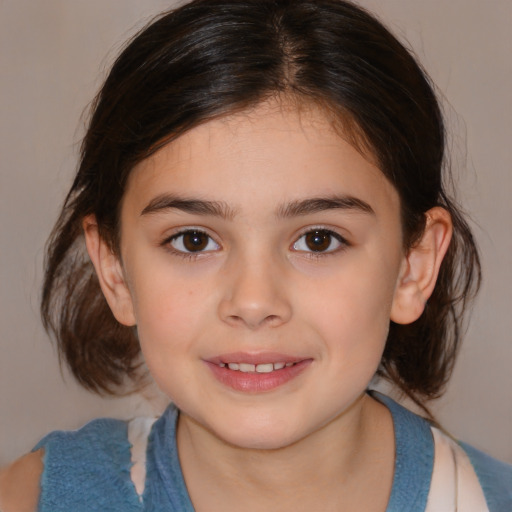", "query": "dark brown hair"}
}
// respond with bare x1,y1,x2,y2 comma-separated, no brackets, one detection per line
41,0,480,409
